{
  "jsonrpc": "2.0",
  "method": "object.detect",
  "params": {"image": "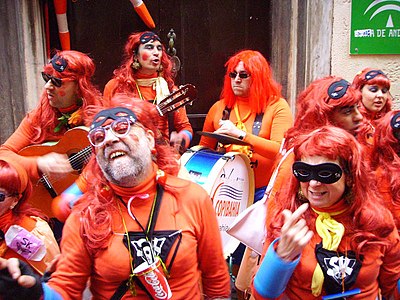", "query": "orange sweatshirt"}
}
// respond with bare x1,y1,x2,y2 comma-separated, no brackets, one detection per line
200,98,293,189
48,173,230,299
253,211,400,300
103,78,193,145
